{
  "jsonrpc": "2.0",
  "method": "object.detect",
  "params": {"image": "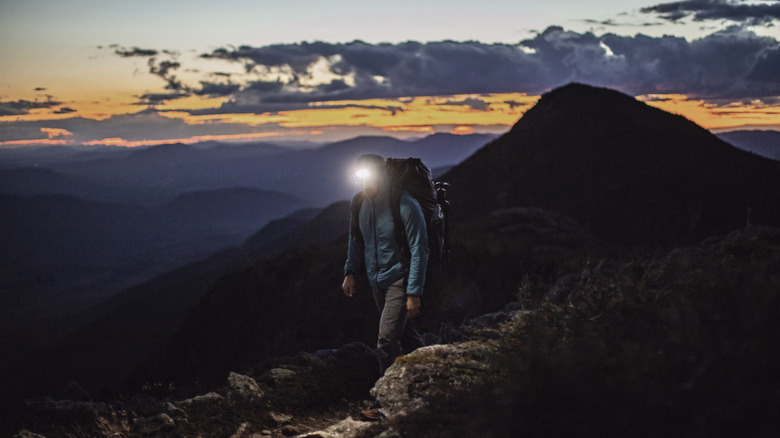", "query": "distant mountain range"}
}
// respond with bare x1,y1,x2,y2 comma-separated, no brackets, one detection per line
716,129,780,161
0,132,492,306
0,133,495,206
